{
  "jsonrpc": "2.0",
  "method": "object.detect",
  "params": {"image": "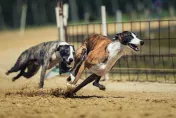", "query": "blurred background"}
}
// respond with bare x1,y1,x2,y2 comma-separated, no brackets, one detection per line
0,0,175,29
